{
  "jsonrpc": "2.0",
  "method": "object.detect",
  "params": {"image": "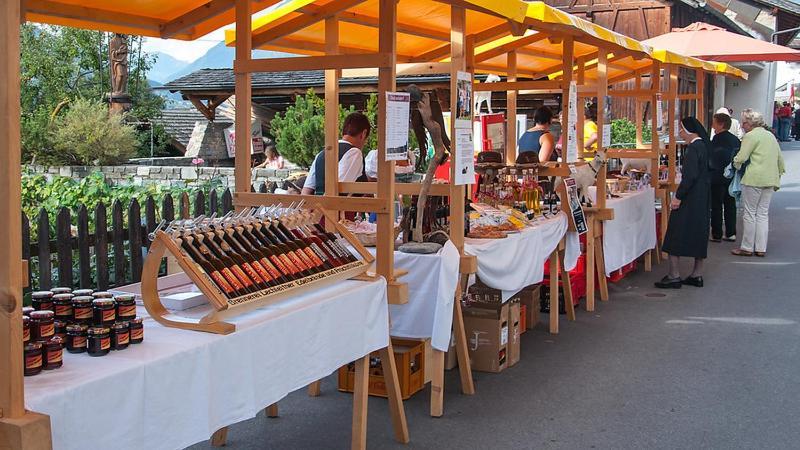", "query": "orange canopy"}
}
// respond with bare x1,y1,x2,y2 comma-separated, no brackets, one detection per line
644,22,800,63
